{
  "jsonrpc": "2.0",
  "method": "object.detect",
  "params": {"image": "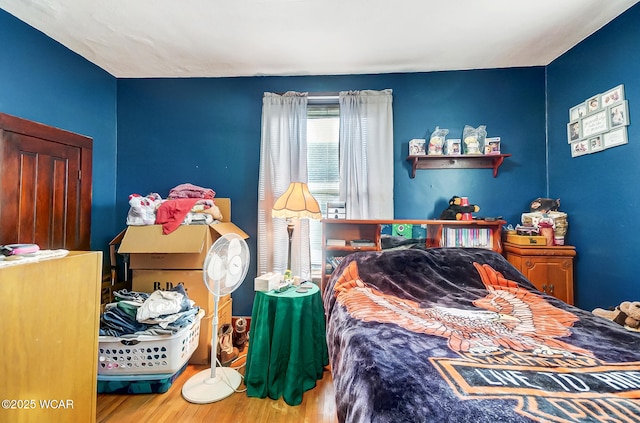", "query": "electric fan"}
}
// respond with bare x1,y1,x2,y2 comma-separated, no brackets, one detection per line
182,232,250,403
